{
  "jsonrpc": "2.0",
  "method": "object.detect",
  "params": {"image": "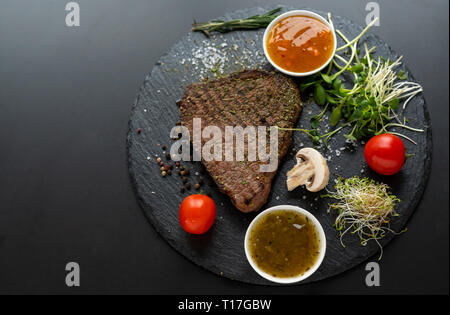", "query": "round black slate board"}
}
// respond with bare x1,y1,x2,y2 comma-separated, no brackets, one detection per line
127,6,432,285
